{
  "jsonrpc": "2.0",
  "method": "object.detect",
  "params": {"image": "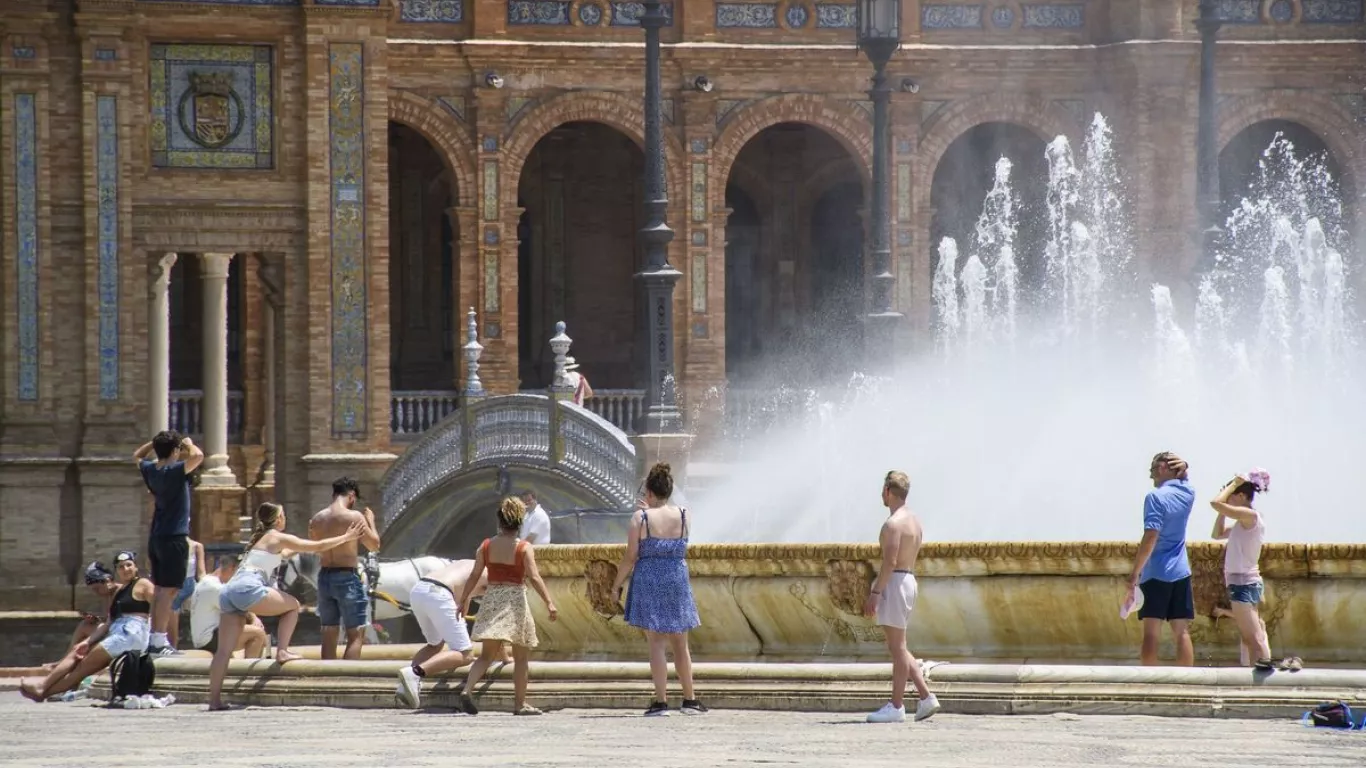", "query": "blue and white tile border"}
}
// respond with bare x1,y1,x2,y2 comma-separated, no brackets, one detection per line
15,94,40,402
97,95,121,401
